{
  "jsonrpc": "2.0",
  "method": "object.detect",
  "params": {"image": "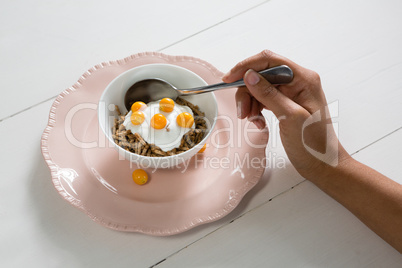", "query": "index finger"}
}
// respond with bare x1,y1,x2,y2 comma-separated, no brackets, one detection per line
222,50,299,83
